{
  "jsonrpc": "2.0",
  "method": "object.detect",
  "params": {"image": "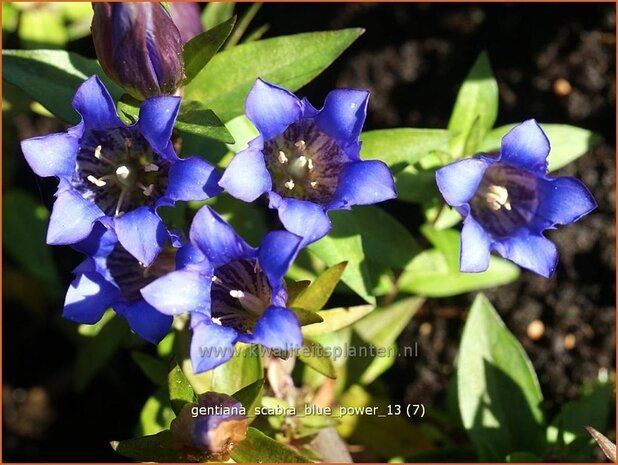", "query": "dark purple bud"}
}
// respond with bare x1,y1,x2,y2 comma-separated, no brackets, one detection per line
92,2,185,100
170,392,248,461
169,2,204,43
